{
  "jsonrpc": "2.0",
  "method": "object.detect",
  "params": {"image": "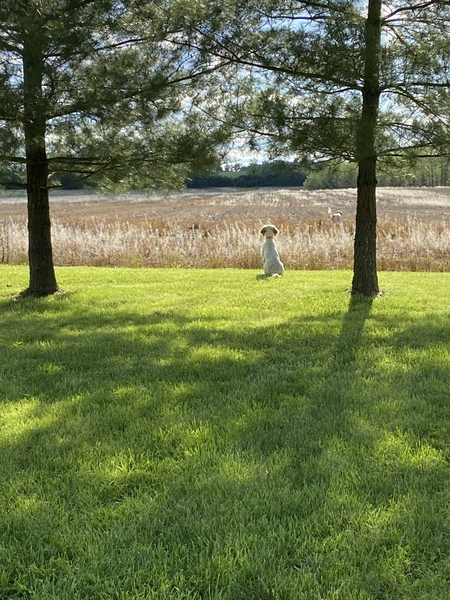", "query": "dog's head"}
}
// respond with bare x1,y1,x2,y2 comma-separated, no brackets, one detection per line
260,224,279,238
